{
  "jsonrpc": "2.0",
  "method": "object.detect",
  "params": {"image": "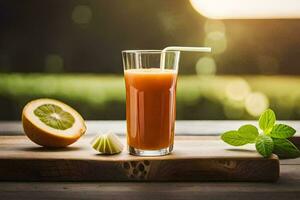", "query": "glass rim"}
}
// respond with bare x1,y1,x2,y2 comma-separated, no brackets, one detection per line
122,49,180,54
